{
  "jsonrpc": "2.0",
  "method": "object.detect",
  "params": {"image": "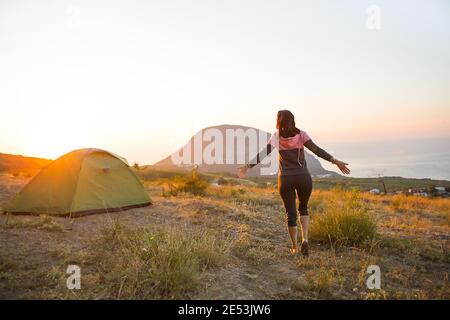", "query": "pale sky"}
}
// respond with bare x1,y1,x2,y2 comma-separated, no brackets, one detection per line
1,0,449,165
